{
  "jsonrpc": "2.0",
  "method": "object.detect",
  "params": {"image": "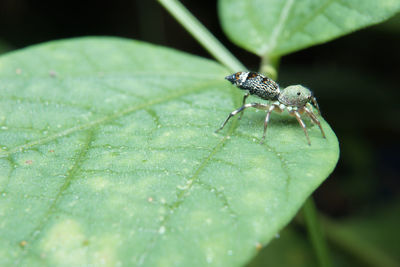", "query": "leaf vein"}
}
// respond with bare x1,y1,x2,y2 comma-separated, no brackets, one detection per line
17,130,95,263
137,122,239,266
264,0,296,54
0,81,219,158
281,0,336,48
